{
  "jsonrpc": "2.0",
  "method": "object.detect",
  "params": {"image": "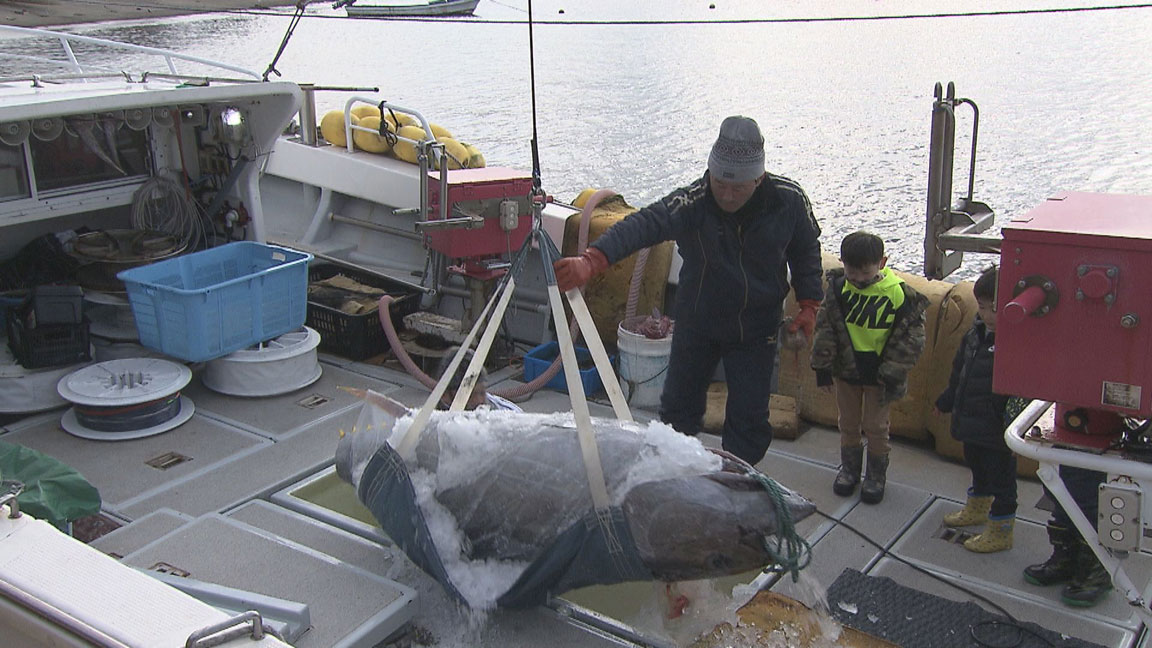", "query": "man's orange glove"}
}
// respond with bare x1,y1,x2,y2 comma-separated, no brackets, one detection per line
553,248,610,292
788,299,820,339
